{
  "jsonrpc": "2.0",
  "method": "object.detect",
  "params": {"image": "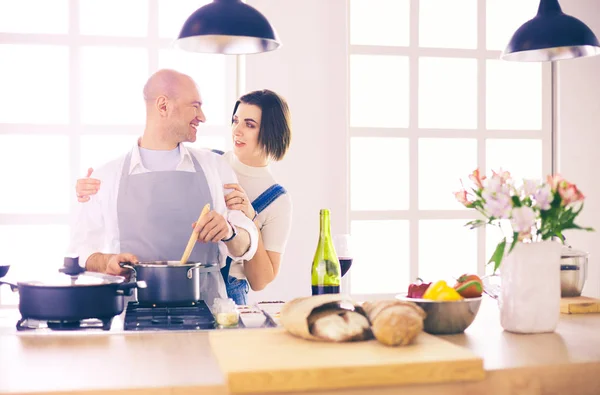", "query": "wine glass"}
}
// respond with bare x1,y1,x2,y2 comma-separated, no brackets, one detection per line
333,234,353,277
